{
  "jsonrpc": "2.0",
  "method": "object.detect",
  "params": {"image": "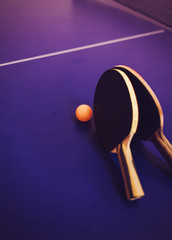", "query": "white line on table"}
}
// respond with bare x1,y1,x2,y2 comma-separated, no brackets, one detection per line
0,29,164,67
